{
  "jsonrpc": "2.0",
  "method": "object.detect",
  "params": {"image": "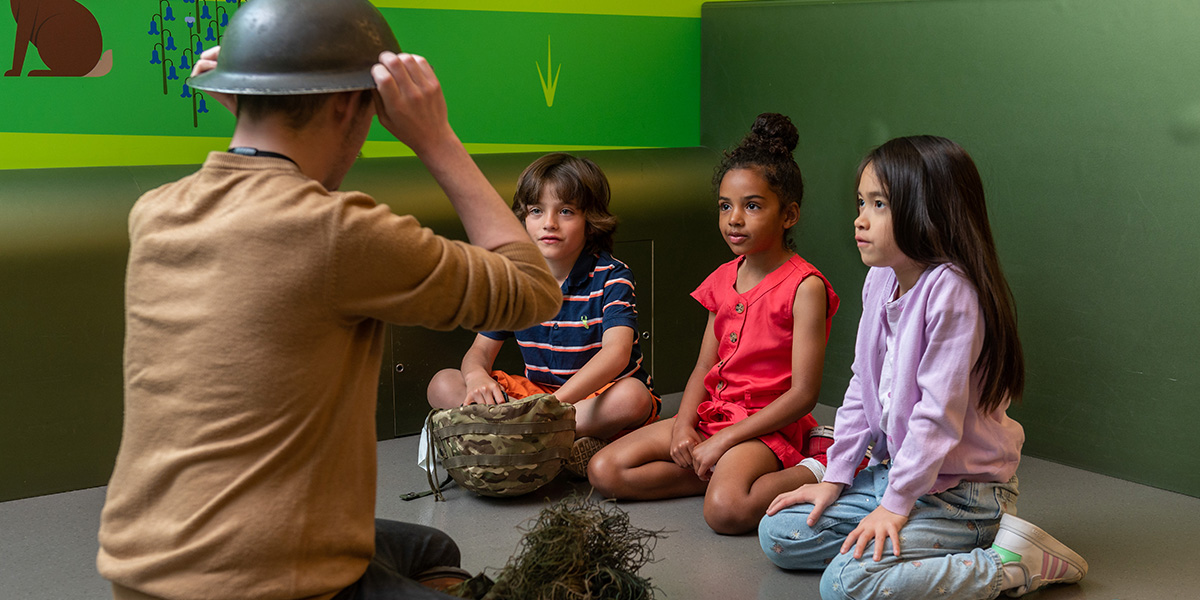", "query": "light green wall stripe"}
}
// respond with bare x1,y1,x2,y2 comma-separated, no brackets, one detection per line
0,133,230,170
365,141,650,156
371,0,745,18
0,133,651,170
368,0,907,17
